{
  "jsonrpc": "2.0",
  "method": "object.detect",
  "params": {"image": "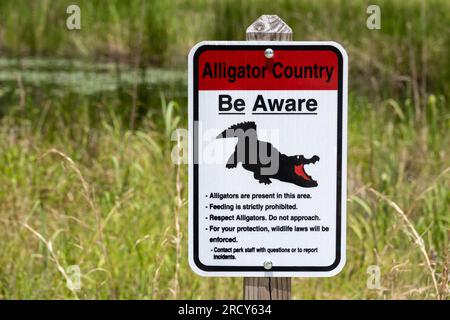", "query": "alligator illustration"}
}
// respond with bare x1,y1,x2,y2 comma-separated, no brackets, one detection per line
216,121,319,188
